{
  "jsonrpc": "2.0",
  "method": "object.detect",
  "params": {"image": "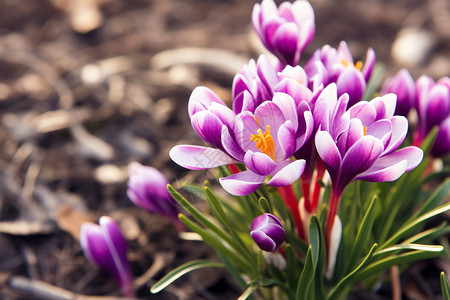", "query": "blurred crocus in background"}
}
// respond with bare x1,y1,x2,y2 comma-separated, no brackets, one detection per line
305,41,375,107
80,217,134,298
127,162,182,229
252,0,315,67
413,76,450,157
250,213,285,252
381,68,416,117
